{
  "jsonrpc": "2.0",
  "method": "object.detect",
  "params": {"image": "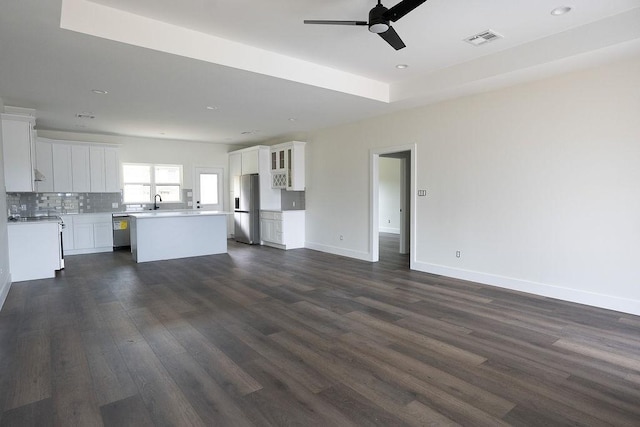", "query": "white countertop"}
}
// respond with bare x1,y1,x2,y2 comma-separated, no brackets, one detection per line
7,216,62,226
129,210,231,219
